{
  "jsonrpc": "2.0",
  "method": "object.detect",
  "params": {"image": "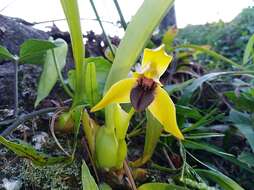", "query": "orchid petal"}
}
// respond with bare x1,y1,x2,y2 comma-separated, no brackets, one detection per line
91,78,136,112
148,86,184,139
141,44,172,81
